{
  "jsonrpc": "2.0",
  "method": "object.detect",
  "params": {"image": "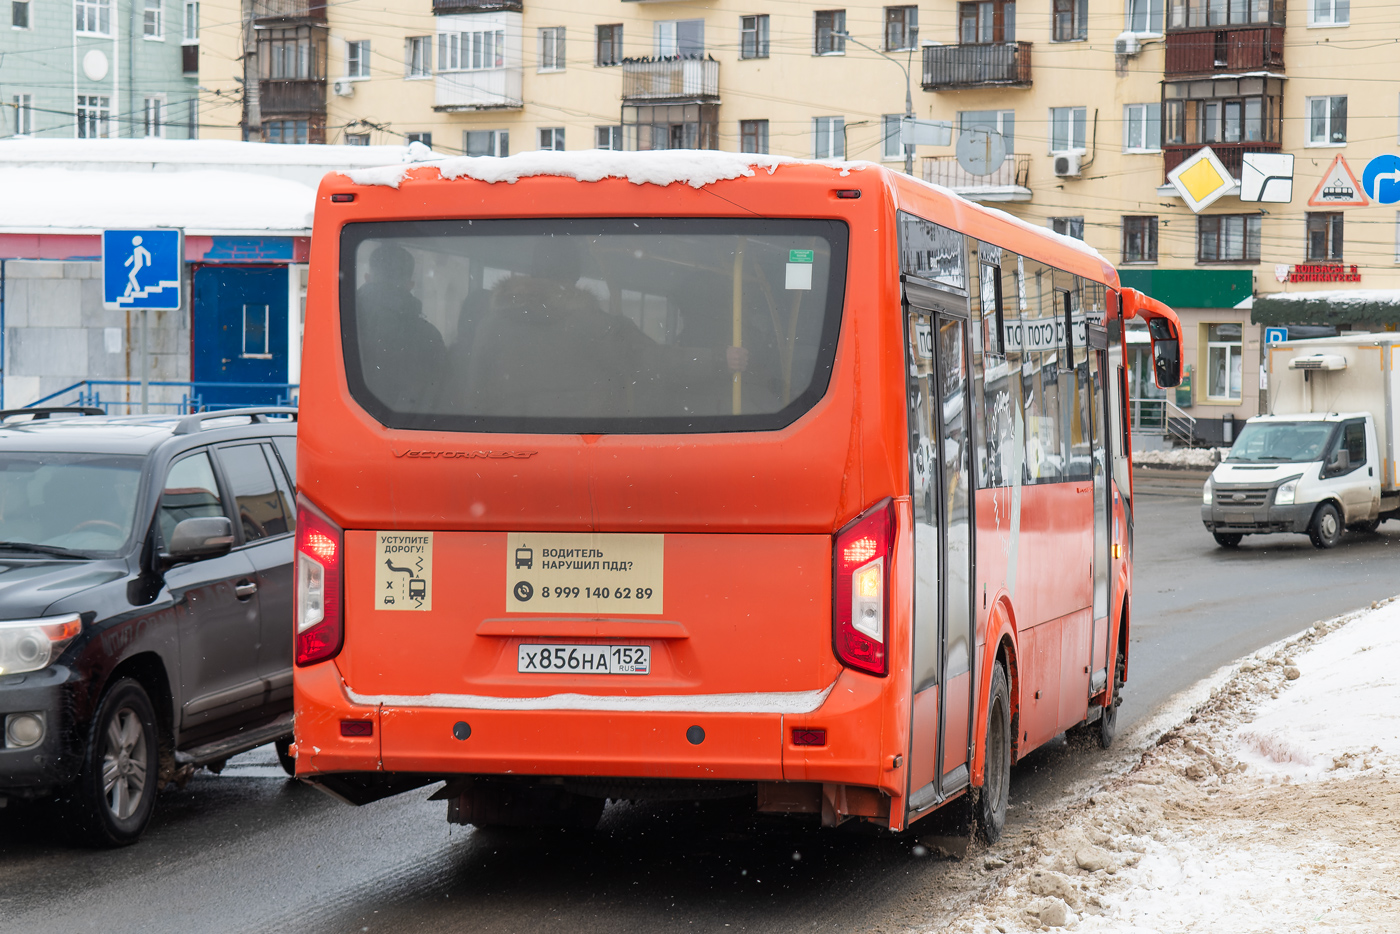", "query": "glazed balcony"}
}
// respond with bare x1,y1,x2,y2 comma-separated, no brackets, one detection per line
431,0,521,12
433,67,524,111
921,42,1031,91
1164,26,1284,77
